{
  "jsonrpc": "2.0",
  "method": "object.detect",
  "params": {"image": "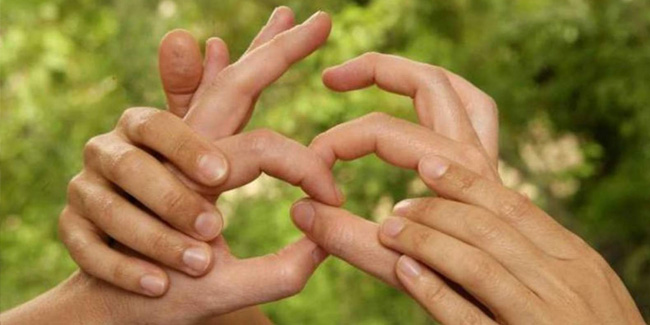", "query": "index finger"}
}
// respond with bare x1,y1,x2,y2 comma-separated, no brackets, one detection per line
310,113,498,181
207,129,344,206
323,53,499,162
